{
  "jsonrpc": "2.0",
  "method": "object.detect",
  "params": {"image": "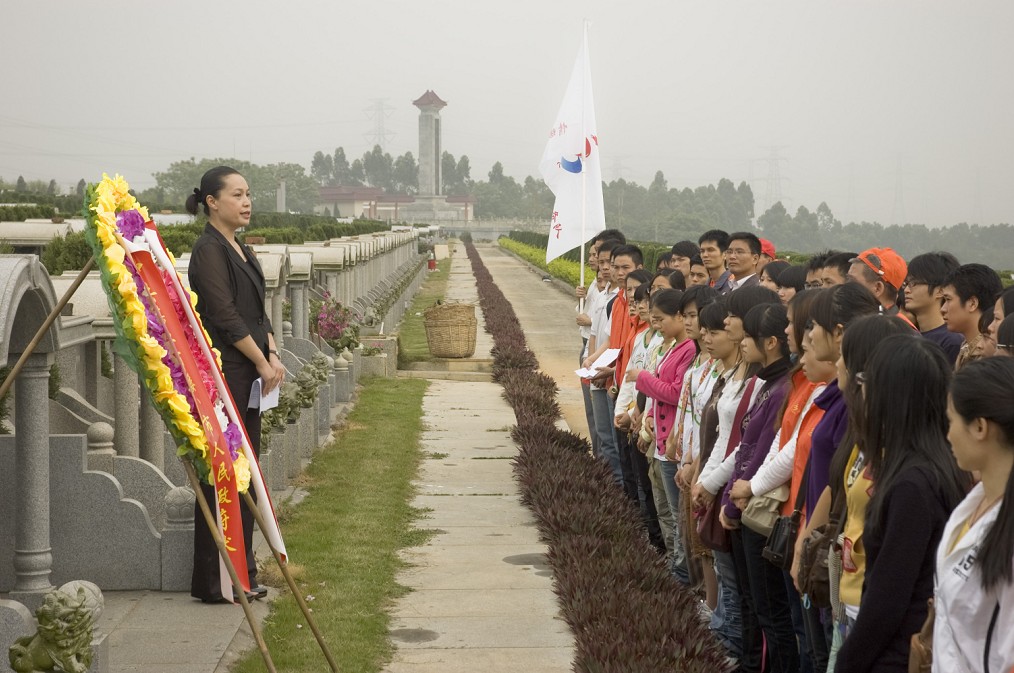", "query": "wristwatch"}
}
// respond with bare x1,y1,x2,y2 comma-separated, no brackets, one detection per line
268,349,279,359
